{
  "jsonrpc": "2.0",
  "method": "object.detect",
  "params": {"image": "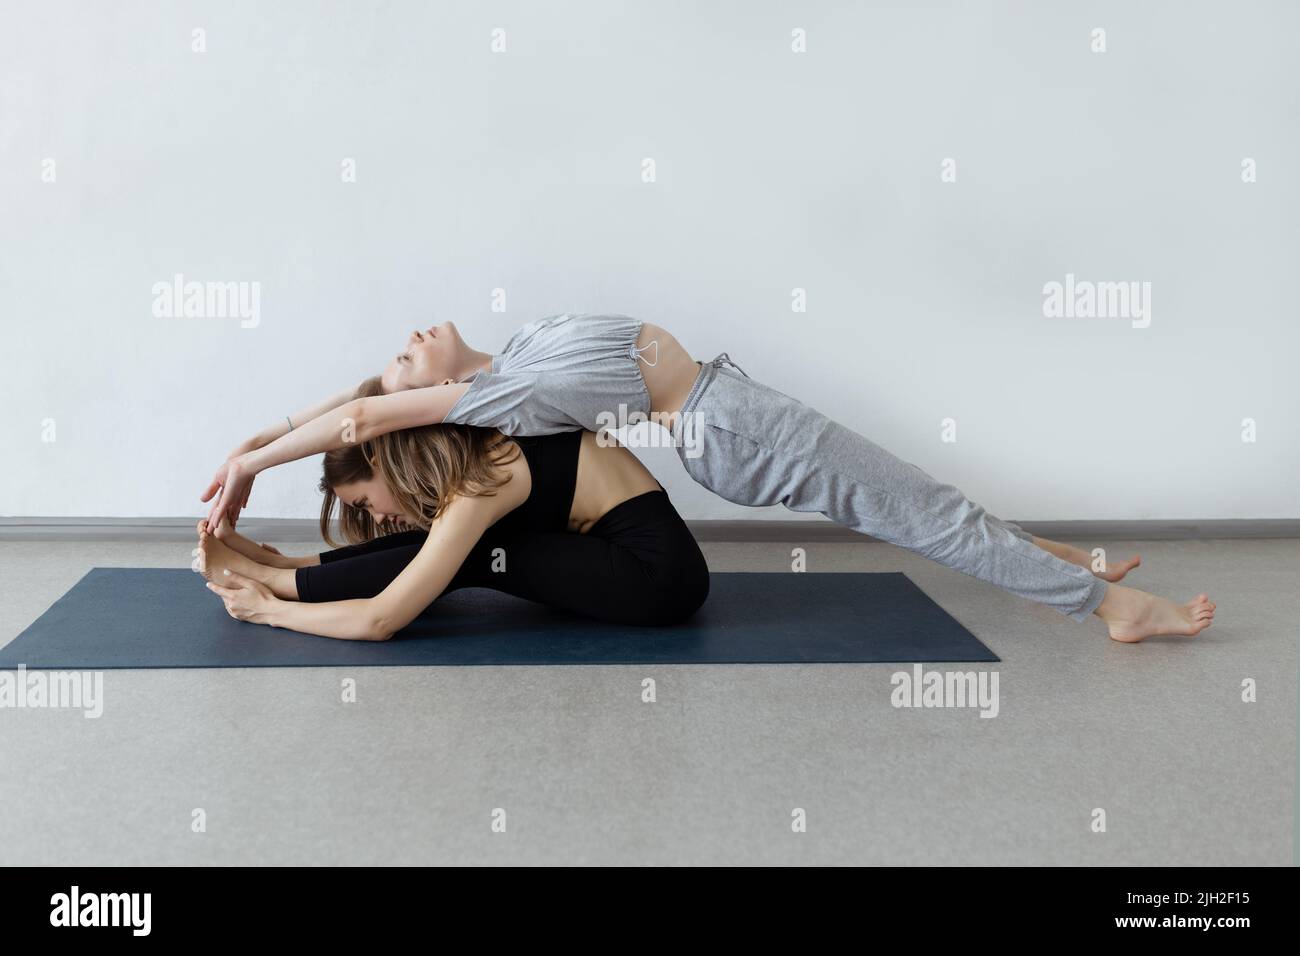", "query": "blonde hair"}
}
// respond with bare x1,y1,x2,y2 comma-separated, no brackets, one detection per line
318,376,520,547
